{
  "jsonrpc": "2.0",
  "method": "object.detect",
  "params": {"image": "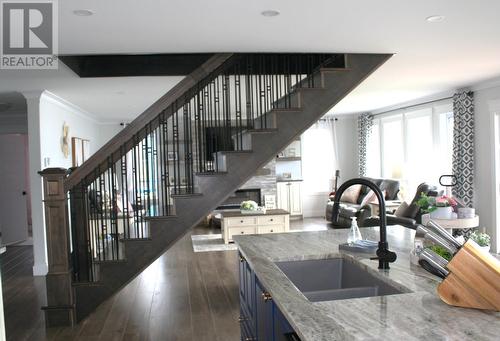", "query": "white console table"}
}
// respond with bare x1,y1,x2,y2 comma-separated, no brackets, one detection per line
221,209,290,244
